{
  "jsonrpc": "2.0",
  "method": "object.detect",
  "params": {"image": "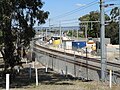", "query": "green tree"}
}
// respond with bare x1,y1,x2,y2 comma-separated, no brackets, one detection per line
105,21,118,44
110,7,119,21
107,7,119,44
79,11,110,38
0,0,49,74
